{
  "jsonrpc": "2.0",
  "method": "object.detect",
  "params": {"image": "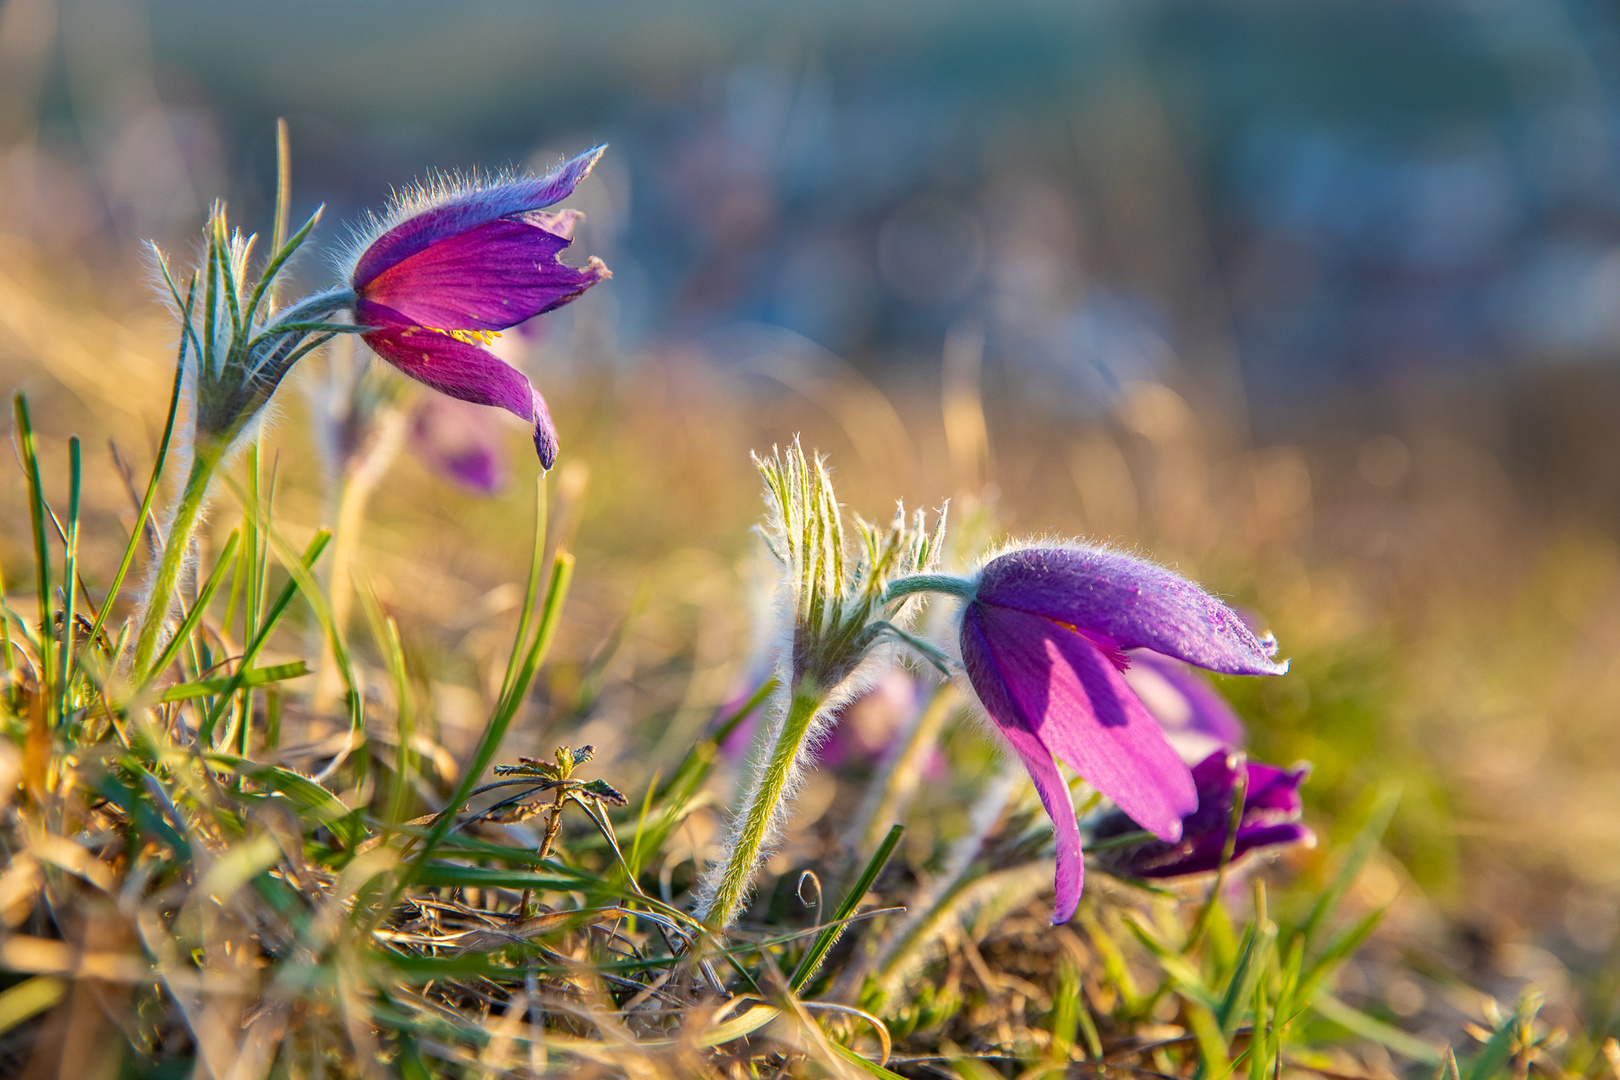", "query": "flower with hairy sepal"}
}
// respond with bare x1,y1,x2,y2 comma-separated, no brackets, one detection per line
695,441,946,929
134,203,357,678
885,543,1288,924
153,202,353,454
754,443,947,690
342,147,612,469
1093,751,1313,879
